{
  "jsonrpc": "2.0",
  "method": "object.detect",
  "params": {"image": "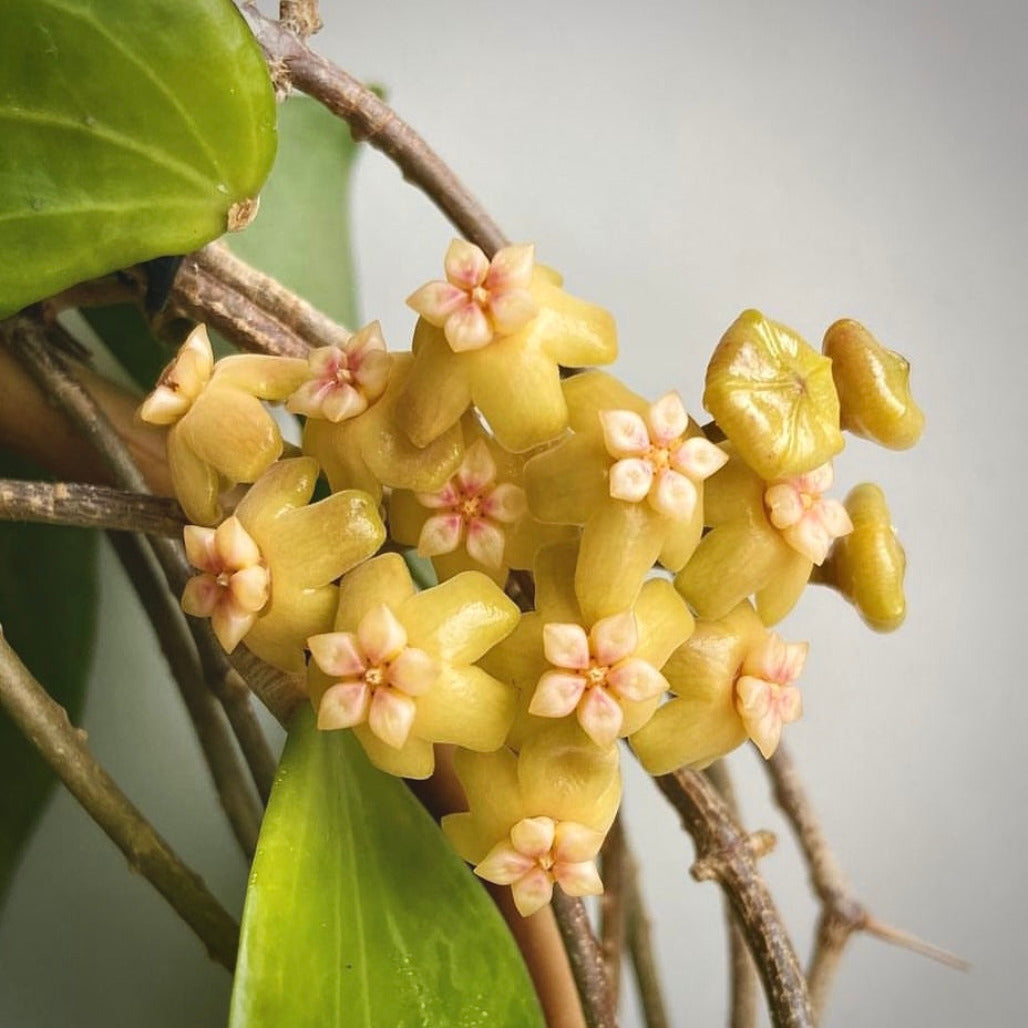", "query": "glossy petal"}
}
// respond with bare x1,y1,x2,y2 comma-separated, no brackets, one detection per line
210,603,257,653
553,860,603,898
647,392,688,445
672,437,729,480
524,433,608,525
388,647,439,697
335,553,418,631
489,289,539,335
353,723,435,780
167,421,221,525
475,842,536,886
510,816,556,859
530,671,587,718
183,524,217,571
457,439,497,494
600,409,649,458
606,658,667,702
609,458,654,503
485,243,535,290
577,687,624,746
542,623,591,671
358,604,408,665
228,564,270,613
649,468,697,520
590,611,638,666
181,574,221,617
406,280,467,325
398,324,474,448
553,822,605,863
411,664,515,751
482,483,527,523
510,869,554,917
465,518,507,568
446,302,493,352
215,515,262,570
444,238,490,289
419,513,464,557
308,631,365,678
317,681,371,730
368,689,417,749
